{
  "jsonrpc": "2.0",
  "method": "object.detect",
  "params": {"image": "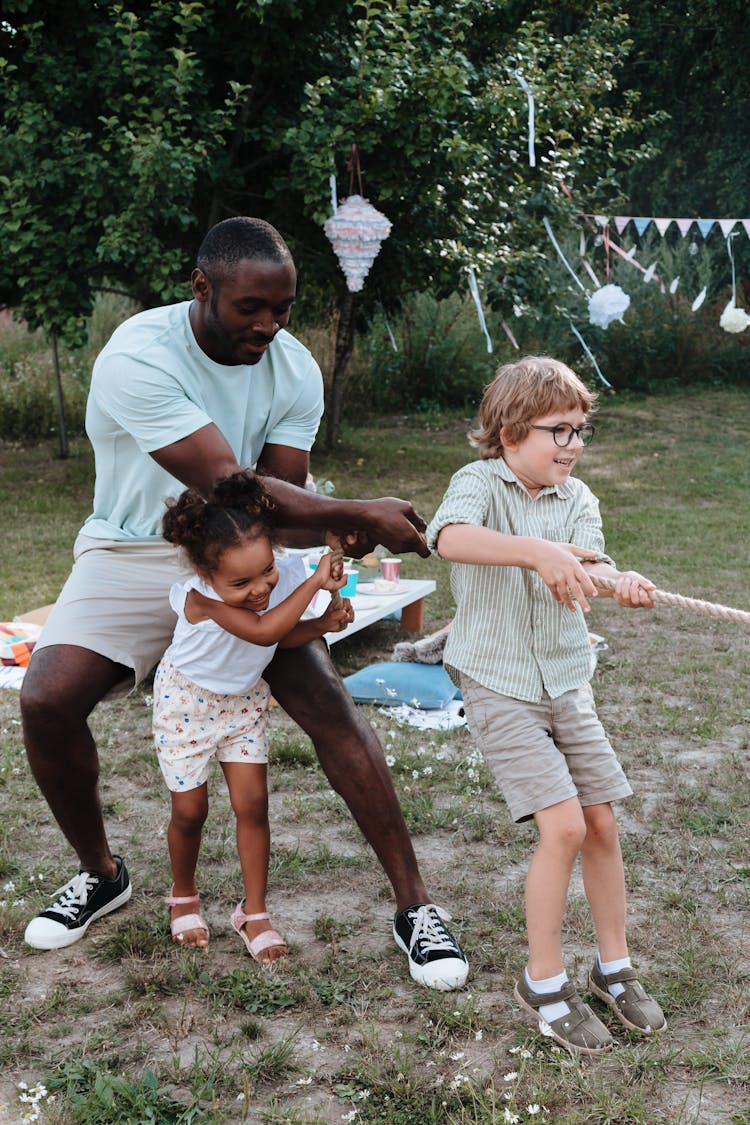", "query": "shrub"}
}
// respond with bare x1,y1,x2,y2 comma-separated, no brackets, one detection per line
353,291,505,413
